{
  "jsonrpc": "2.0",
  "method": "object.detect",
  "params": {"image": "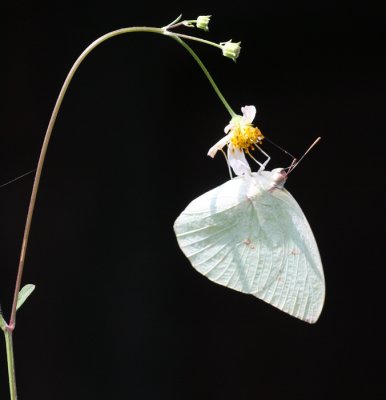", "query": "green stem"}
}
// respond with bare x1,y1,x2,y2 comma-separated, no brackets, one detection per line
172,35,236,117
174,32,222,50
4,329,17,400
9,26,166,329
0,19,236,400
9,25,235,330
5,25,235,399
